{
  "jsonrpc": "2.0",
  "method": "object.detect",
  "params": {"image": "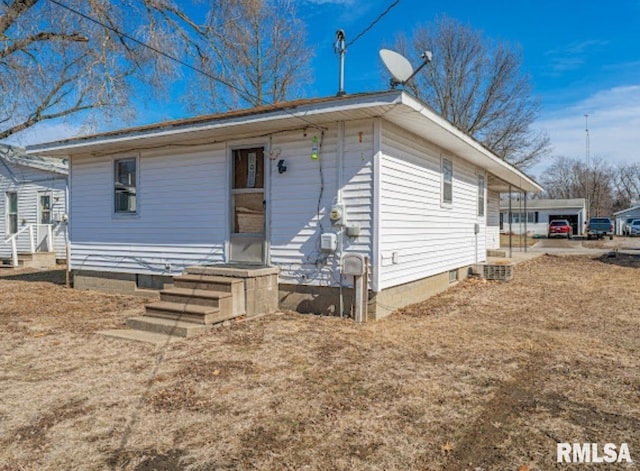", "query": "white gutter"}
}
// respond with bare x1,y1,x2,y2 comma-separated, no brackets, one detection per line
26,92,401,156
